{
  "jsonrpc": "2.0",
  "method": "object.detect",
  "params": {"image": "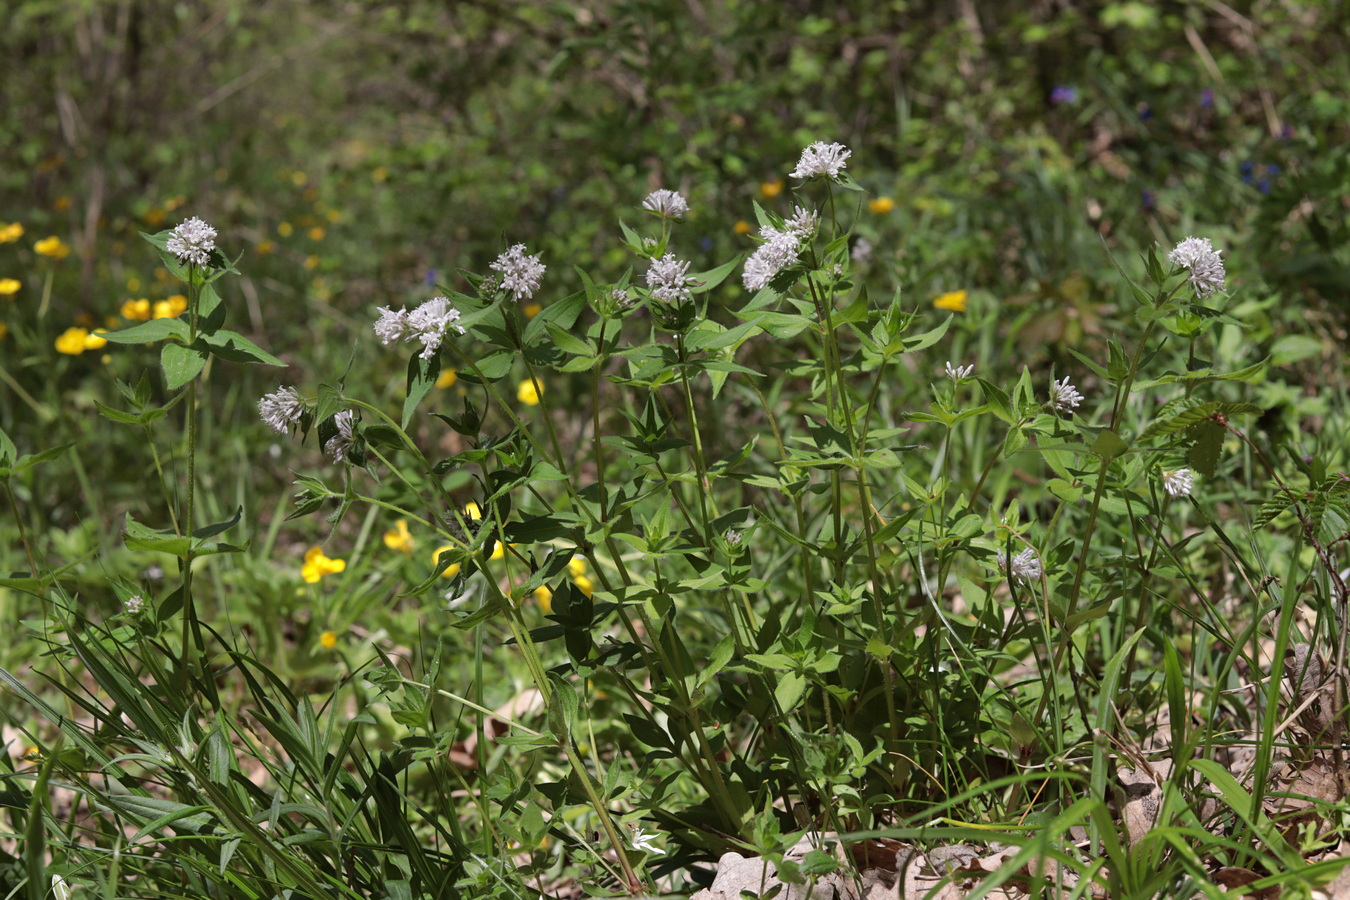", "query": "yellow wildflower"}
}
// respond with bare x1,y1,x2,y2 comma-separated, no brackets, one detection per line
431,546,461,578
319,630,338,650
464,501,483,521
301,546,346,583
523,302,542,319
568,556,587,578
574,574,594,597
121,298,151,320
0,278,20,296
733,220,752,235
372,166,389,182
257,239,275,255
35,236,71,259
53,196,71,212
383,519,415,554
436,369,458,389
291,171,308,186
534,585,553,614
759,179,784,199
304,255,318,271
154,295,188,319
143,208,166,227
933,289,968,312
55,327,90,355
277,222,293,237
308,226,325,241
517,379,541,406
868,196,896,214
165,195,187,211
0,223,23,243
326,209,343,223
84,329,109,350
